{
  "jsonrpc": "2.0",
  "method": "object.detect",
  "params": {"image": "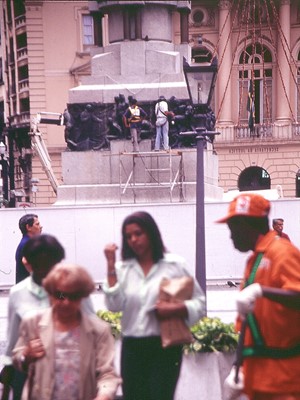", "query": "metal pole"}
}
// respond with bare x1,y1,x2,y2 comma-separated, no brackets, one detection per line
196,135,207,314
1,156,9,202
